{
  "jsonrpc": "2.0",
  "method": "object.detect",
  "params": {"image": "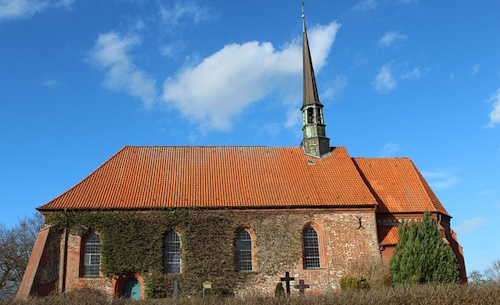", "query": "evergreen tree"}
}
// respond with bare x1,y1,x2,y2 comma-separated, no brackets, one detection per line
389,212,460,284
